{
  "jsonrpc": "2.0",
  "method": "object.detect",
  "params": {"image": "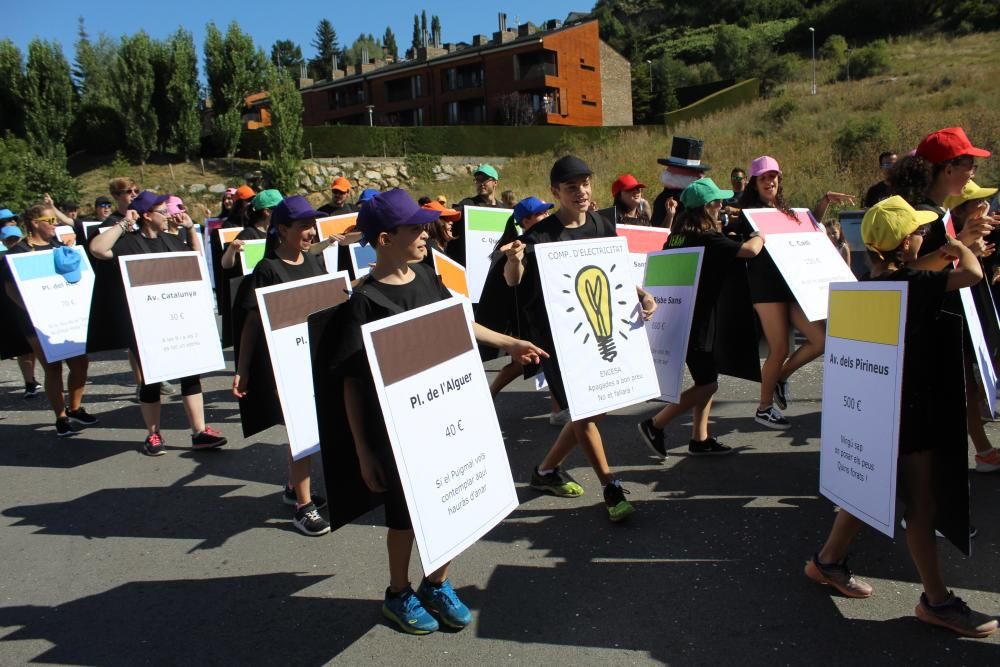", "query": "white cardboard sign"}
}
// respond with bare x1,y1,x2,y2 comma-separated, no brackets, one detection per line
119,251,225,384
642,247,704,402
534,236,660,420
5,247,95,362
256,271,352,460
743,208,856,321
820,281,907,538
362,298,518,574
464,206,513,303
